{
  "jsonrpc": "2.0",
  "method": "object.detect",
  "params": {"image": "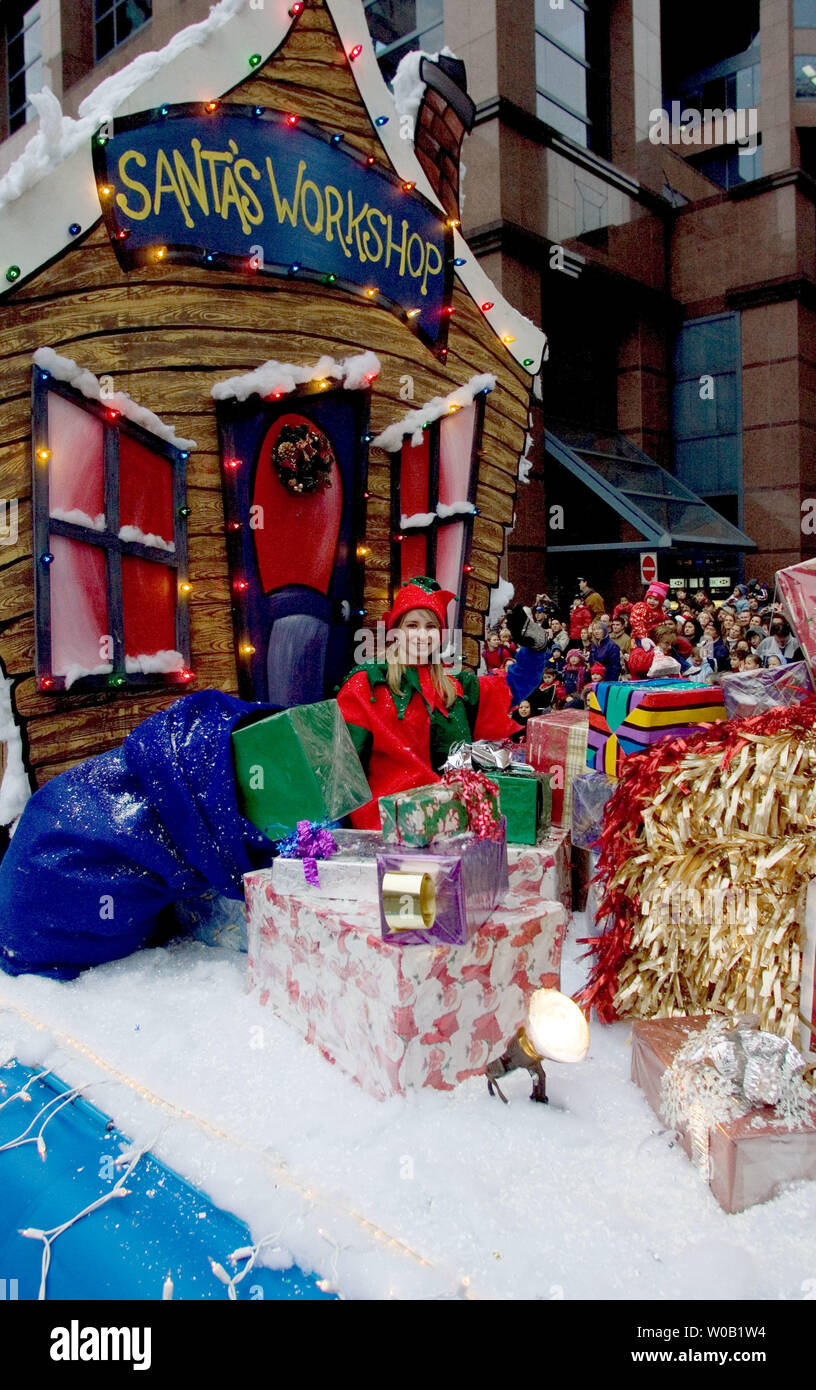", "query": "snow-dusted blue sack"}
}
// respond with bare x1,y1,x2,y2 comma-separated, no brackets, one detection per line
0,690,278,980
